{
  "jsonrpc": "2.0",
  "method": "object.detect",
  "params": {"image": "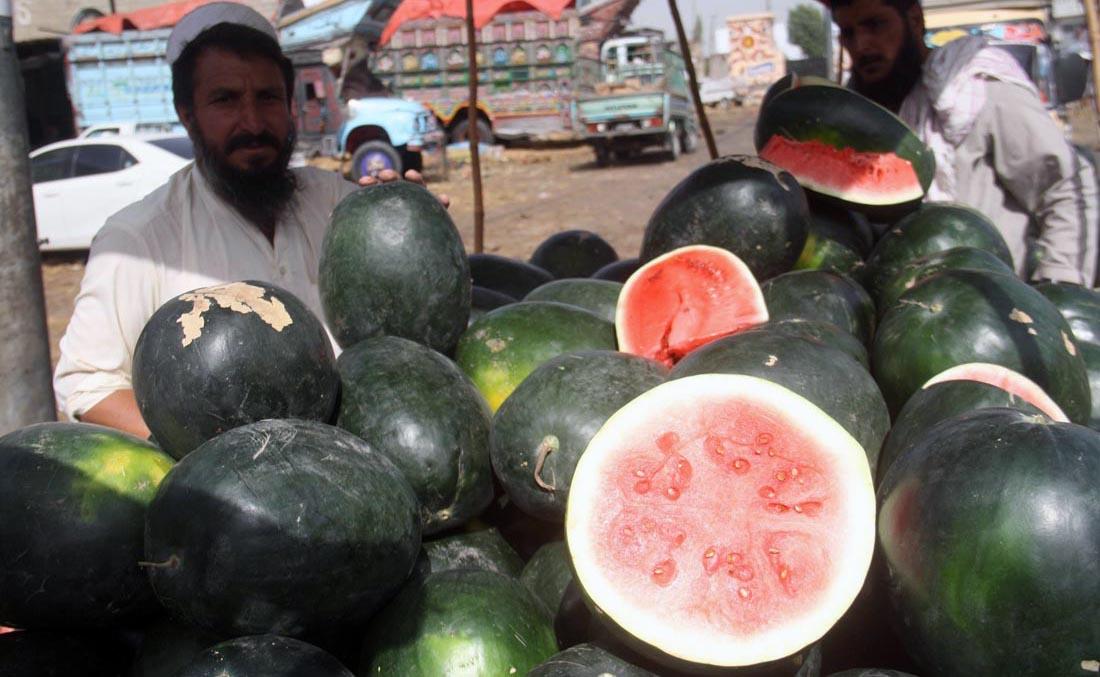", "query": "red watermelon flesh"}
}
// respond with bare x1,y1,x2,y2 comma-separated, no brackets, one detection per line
616,245,768,366
566,374,875,668
760,136,923,206
922,362,1070,423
